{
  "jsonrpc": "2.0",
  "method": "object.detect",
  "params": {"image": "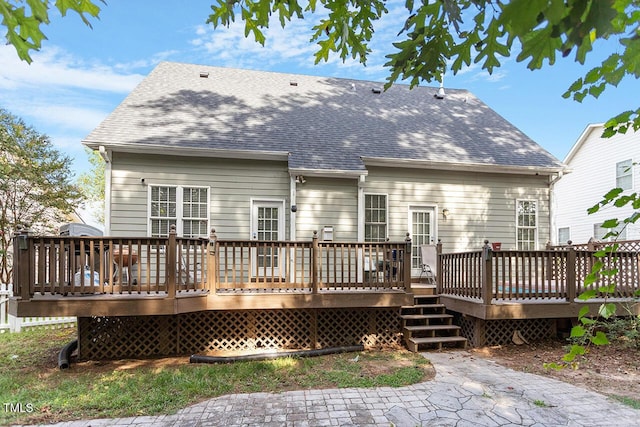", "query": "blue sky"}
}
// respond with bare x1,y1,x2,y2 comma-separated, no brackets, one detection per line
1,1,638,177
